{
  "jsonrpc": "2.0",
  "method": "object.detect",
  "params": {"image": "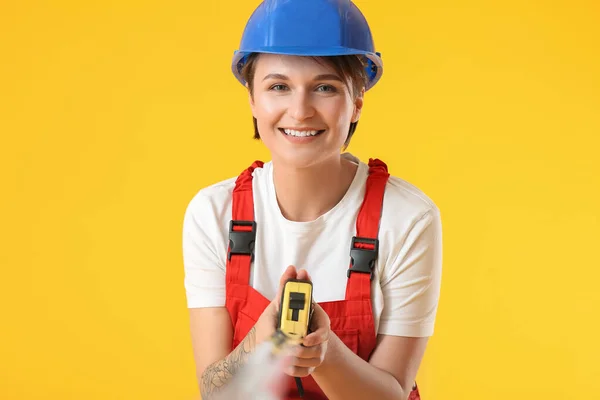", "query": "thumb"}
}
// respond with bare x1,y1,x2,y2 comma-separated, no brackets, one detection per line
274,265,297,308
296,268,311,282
